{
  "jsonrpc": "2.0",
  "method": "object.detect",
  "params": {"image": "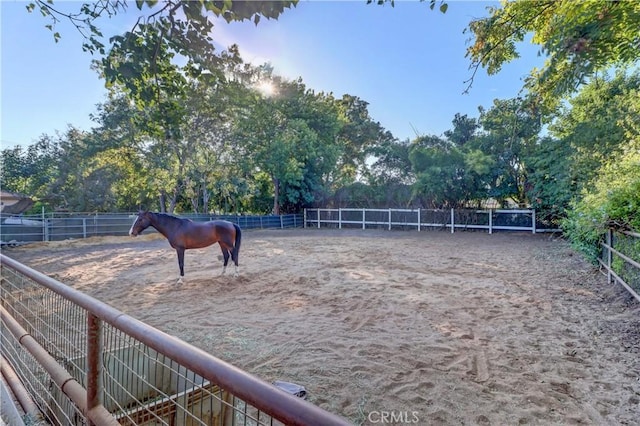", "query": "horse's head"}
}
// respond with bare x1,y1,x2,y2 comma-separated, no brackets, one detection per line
129,211,152,236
